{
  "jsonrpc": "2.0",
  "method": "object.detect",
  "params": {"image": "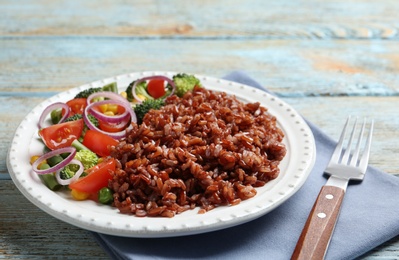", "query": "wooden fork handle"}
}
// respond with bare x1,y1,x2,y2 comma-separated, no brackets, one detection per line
291,185,345,260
